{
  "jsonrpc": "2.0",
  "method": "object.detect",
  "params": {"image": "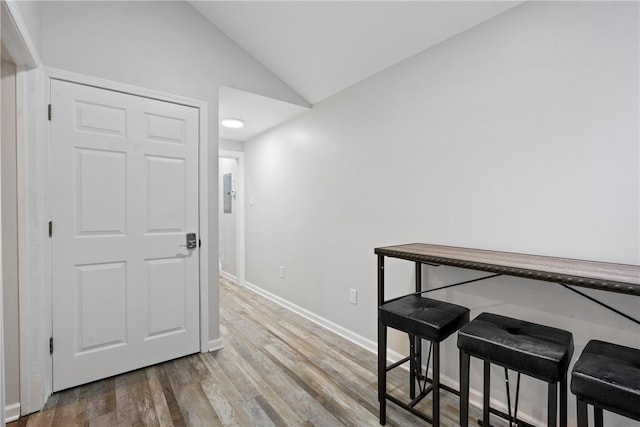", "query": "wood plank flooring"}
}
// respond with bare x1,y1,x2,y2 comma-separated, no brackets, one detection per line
8,278,491,427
